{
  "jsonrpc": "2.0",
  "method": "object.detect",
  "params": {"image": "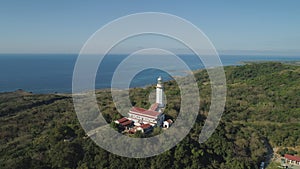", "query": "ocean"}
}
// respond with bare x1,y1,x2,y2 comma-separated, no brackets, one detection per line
0,54,299,94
